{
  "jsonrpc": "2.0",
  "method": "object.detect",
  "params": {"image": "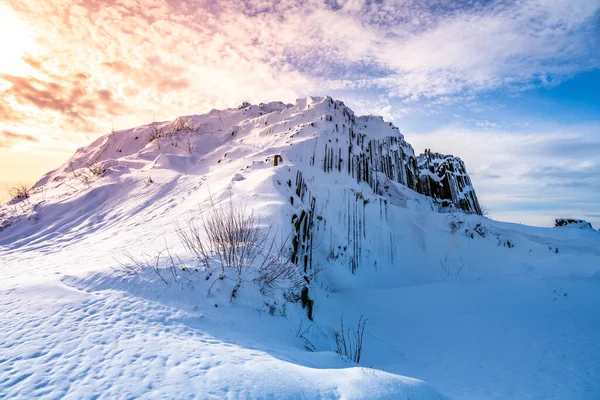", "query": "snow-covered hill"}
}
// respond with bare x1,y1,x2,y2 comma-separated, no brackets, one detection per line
1,96,599,399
